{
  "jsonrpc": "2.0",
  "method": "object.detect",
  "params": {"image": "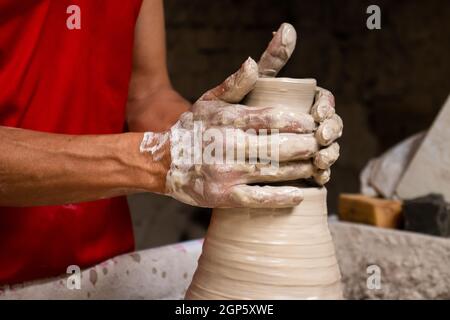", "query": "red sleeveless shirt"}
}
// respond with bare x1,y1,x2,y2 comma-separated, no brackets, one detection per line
0,0,142,284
